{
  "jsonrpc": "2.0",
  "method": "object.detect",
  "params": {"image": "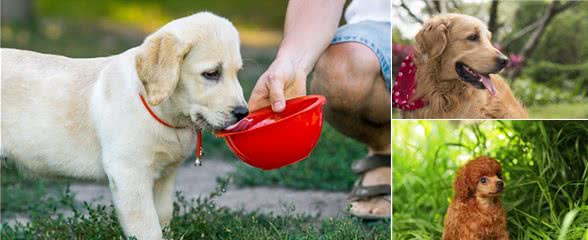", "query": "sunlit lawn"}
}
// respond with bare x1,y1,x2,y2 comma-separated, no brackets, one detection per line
393,102,588,119
528,103,588,119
